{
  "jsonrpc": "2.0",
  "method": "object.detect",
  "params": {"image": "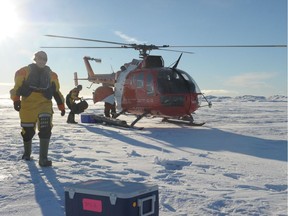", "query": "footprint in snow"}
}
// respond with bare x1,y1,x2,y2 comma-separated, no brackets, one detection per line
127,150,141,157
264,184,287,192
154,158,192,171
223,173,243,180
